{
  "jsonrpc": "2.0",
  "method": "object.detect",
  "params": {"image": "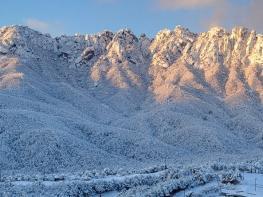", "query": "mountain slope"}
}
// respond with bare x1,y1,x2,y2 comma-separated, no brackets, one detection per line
0,25,262,173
